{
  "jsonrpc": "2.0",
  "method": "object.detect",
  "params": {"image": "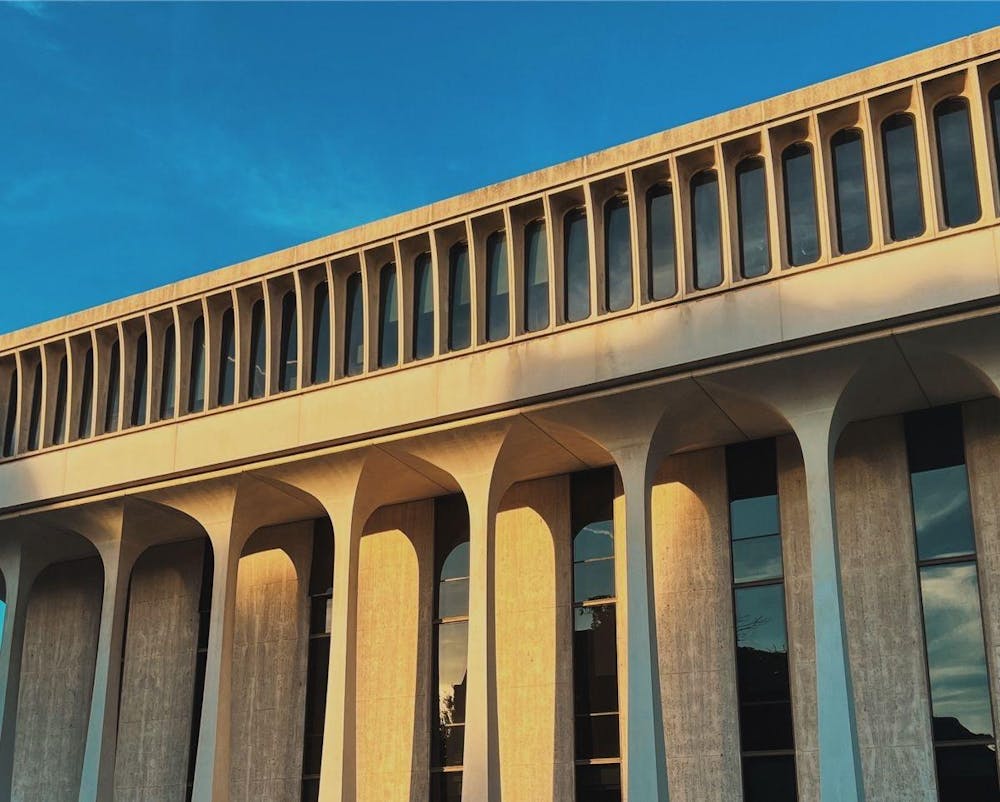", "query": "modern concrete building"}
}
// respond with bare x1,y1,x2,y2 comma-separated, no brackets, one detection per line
3,26,1000,802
